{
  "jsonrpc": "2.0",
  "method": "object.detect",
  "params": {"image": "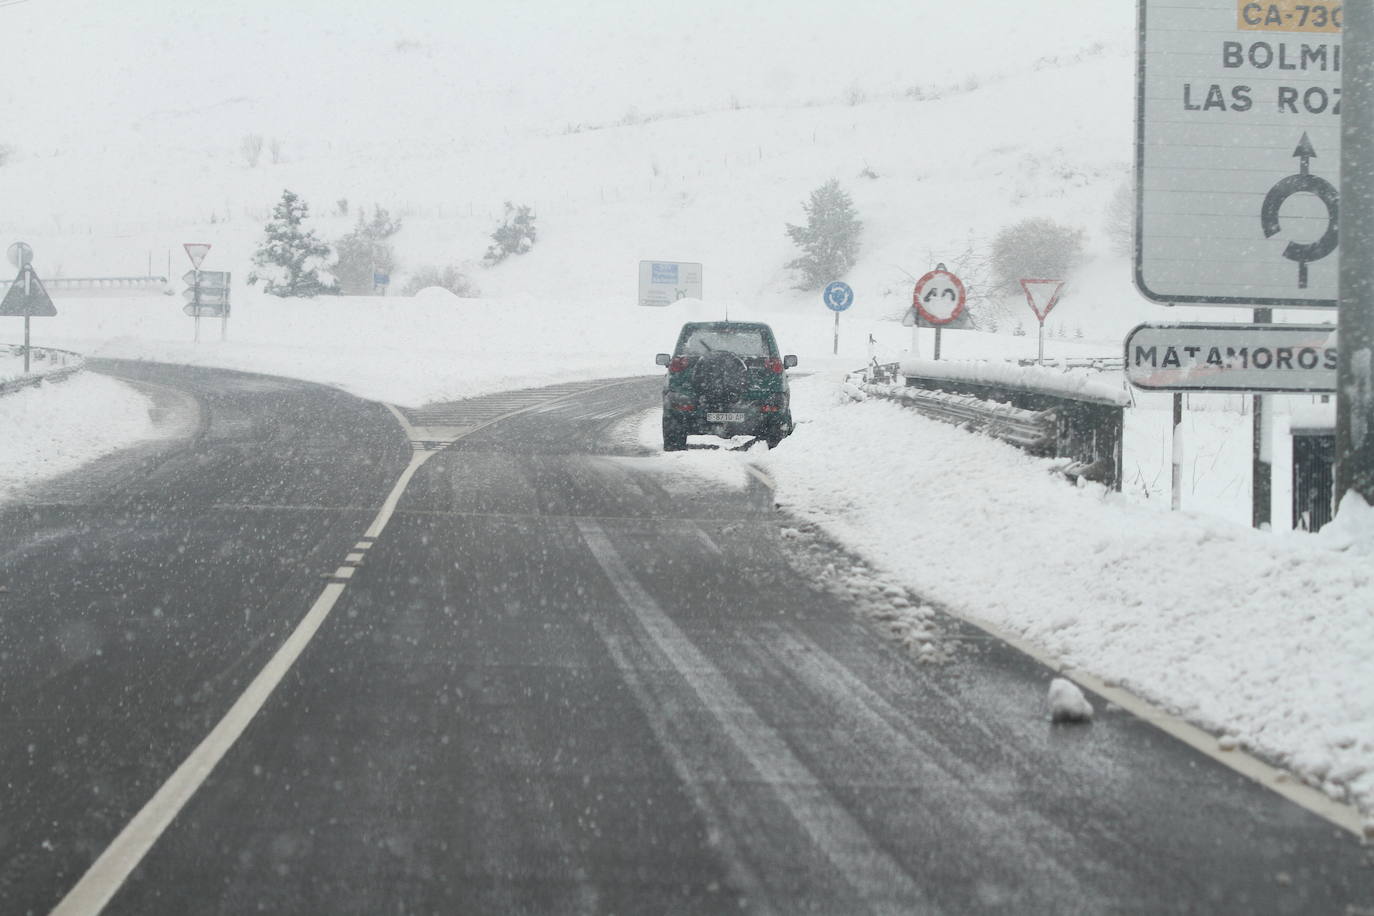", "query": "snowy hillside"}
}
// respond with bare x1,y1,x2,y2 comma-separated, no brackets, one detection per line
0,1,1150,341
